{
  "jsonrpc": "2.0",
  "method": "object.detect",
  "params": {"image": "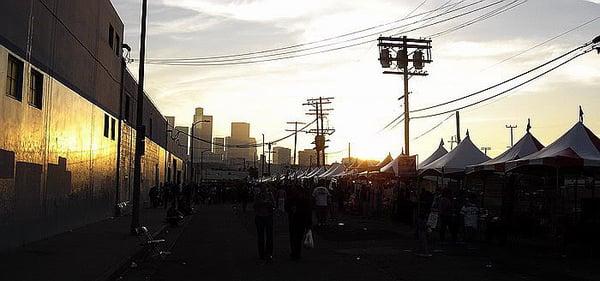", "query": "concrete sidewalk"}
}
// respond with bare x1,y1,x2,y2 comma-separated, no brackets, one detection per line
0,207,169,281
